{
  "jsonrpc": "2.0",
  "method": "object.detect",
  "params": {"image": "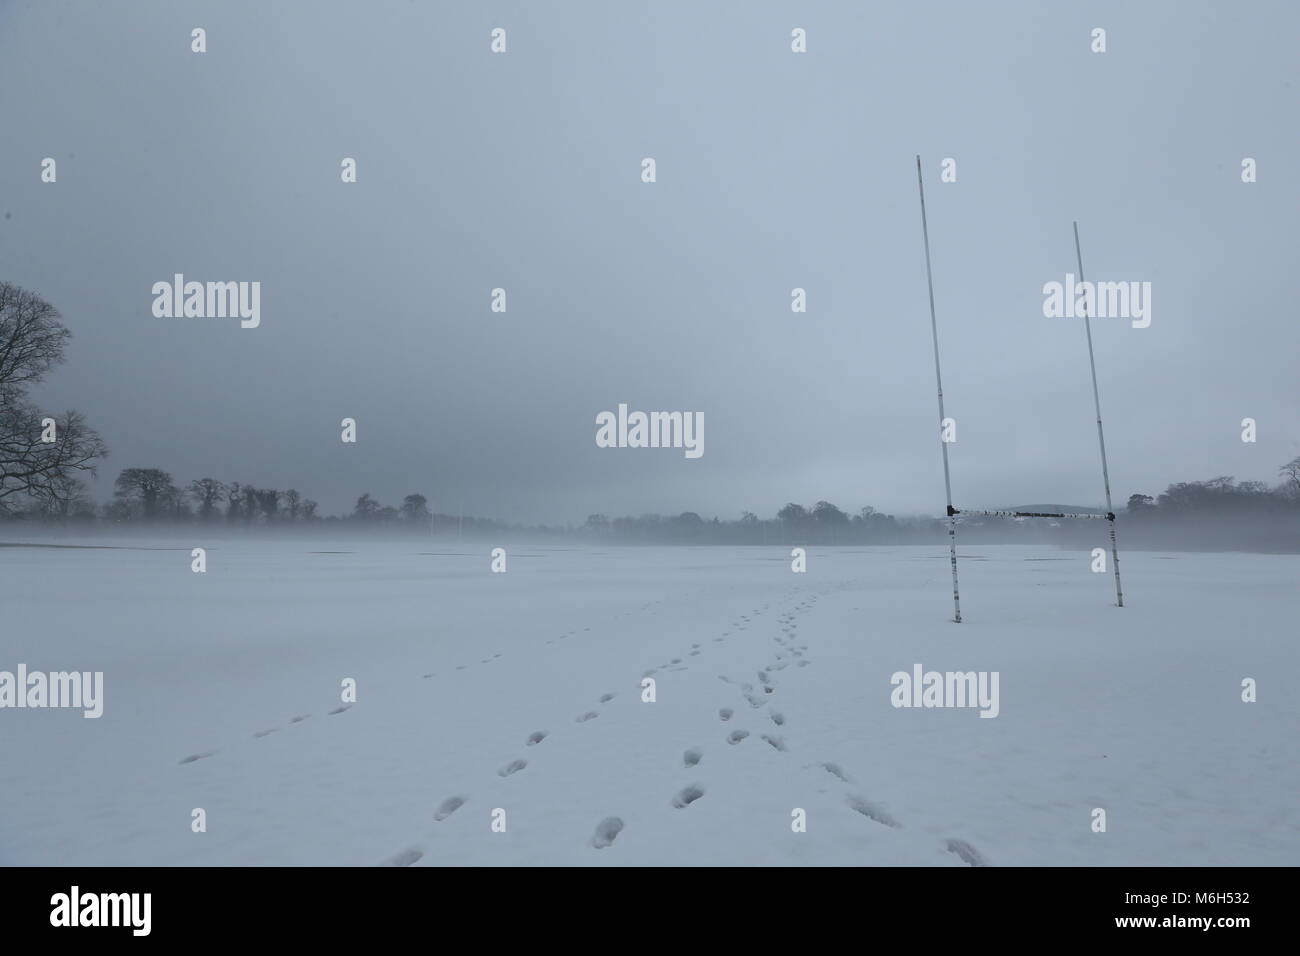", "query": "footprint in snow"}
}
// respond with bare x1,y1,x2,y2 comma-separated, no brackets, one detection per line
727,729,750,744
591,817,624,848
760,734,787,752
179,751,215,764
671,785,705,808
526,730,548,746
683,747,703,767
379,847,423,867
576,711,599,722
769,712,785,726
822,762,851,783
719,708,734,721
847,795,900,828
498,759,527,777
328,705,350,715
434,796,466,821
253,728,278,738
289,715,310,723
945,839,990,867
599,692,616,703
